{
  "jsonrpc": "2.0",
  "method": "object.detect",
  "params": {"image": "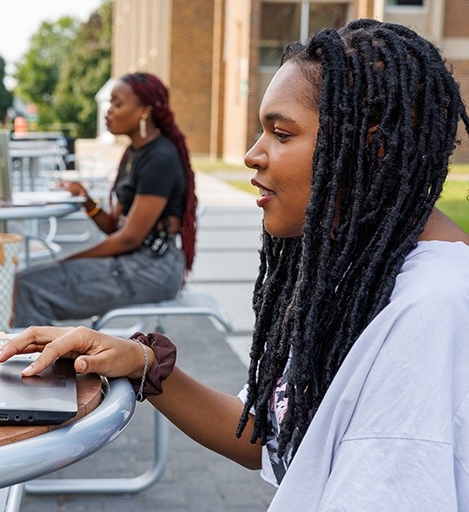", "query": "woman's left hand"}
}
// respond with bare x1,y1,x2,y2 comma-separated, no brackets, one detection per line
59,180,90,199
0,326,151,379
